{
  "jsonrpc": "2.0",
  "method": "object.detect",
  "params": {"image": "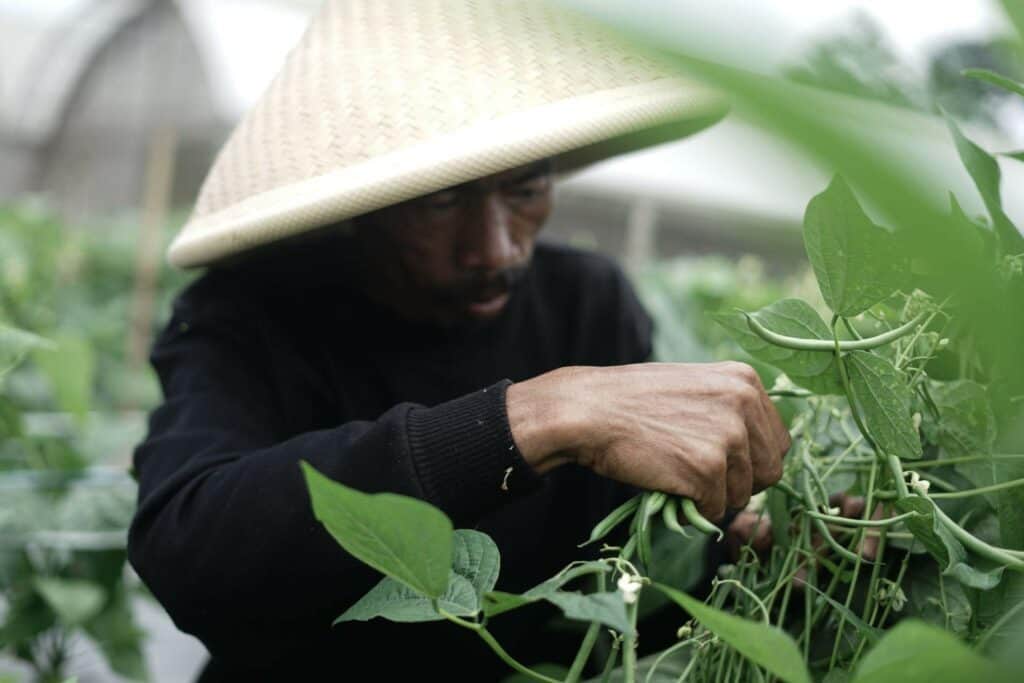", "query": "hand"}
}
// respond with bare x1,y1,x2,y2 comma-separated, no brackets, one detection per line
724,493,884,565
507,362,791,521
